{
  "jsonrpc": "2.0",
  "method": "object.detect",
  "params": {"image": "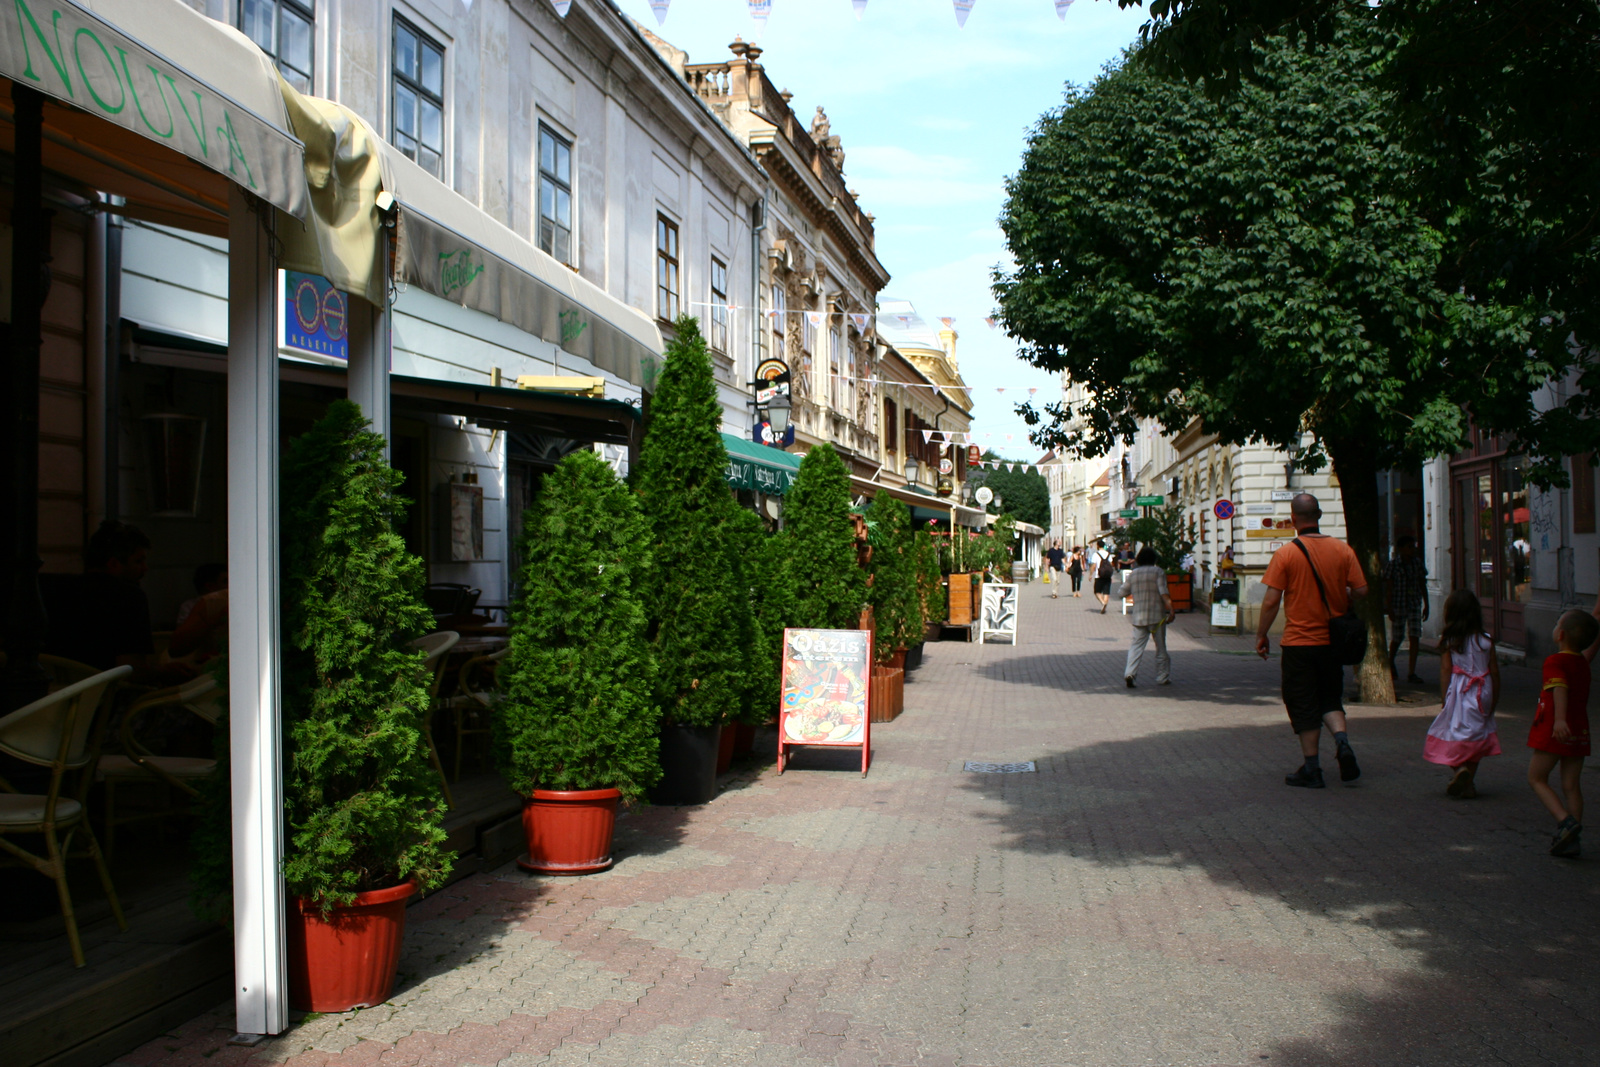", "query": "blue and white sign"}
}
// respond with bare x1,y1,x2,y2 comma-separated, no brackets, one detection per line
281,271,349,365
1213,499,1235,520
